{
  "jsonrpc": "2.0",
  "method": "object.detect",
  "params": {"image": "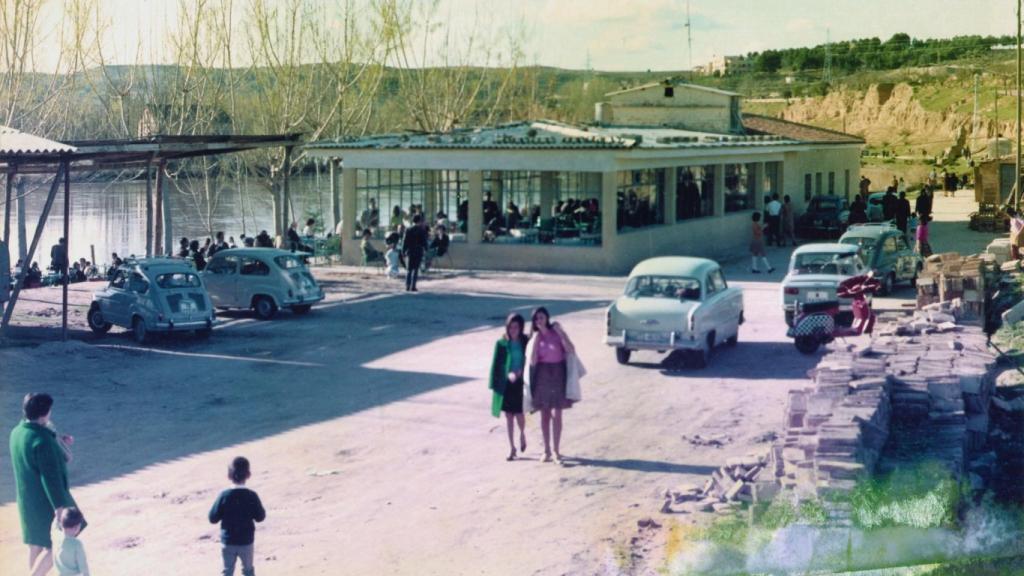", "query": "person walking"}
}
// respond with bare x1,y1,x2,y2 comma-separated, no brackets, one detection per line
53,507,90,576
1008,207,1024,260
489,313,529,461
881,188,897,222
766,194,783,246
915,186,933,221
401,214,429,292
849,194,869,225
526,307,576,463
209,456,265,576
859,175,871,199
749,212,773,274
10,393,80,576
781,195,797,246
